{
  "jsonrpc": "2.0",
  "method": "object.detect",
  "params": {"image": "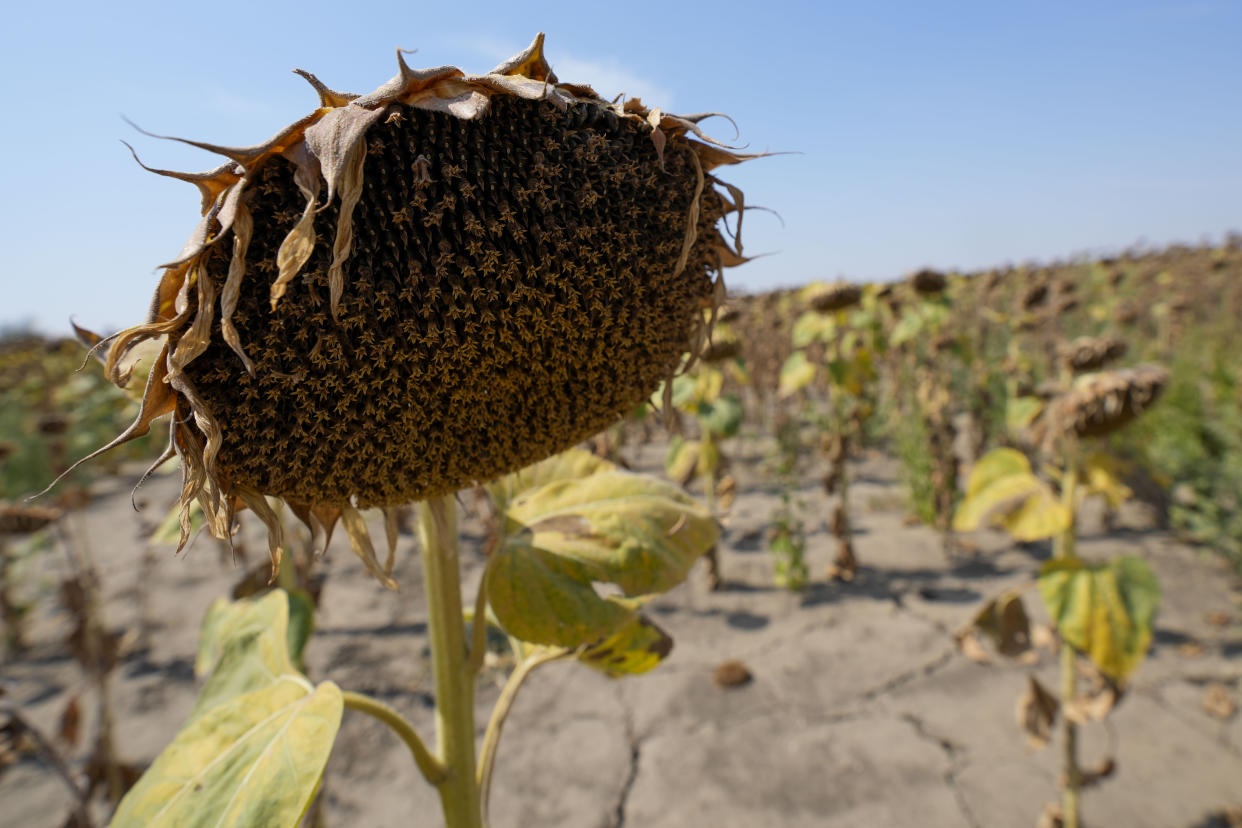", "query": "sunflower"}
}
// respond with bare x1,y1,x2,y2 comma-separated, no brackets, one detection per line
68,34,756,579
